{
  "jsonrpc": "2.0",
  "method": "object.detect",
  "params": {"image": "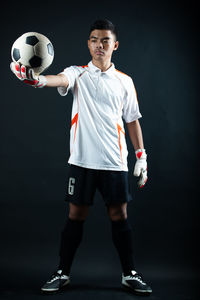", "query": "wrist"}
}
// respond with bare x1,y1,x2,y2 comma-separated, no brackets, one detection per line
36,75,47,88
135,148,147,160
